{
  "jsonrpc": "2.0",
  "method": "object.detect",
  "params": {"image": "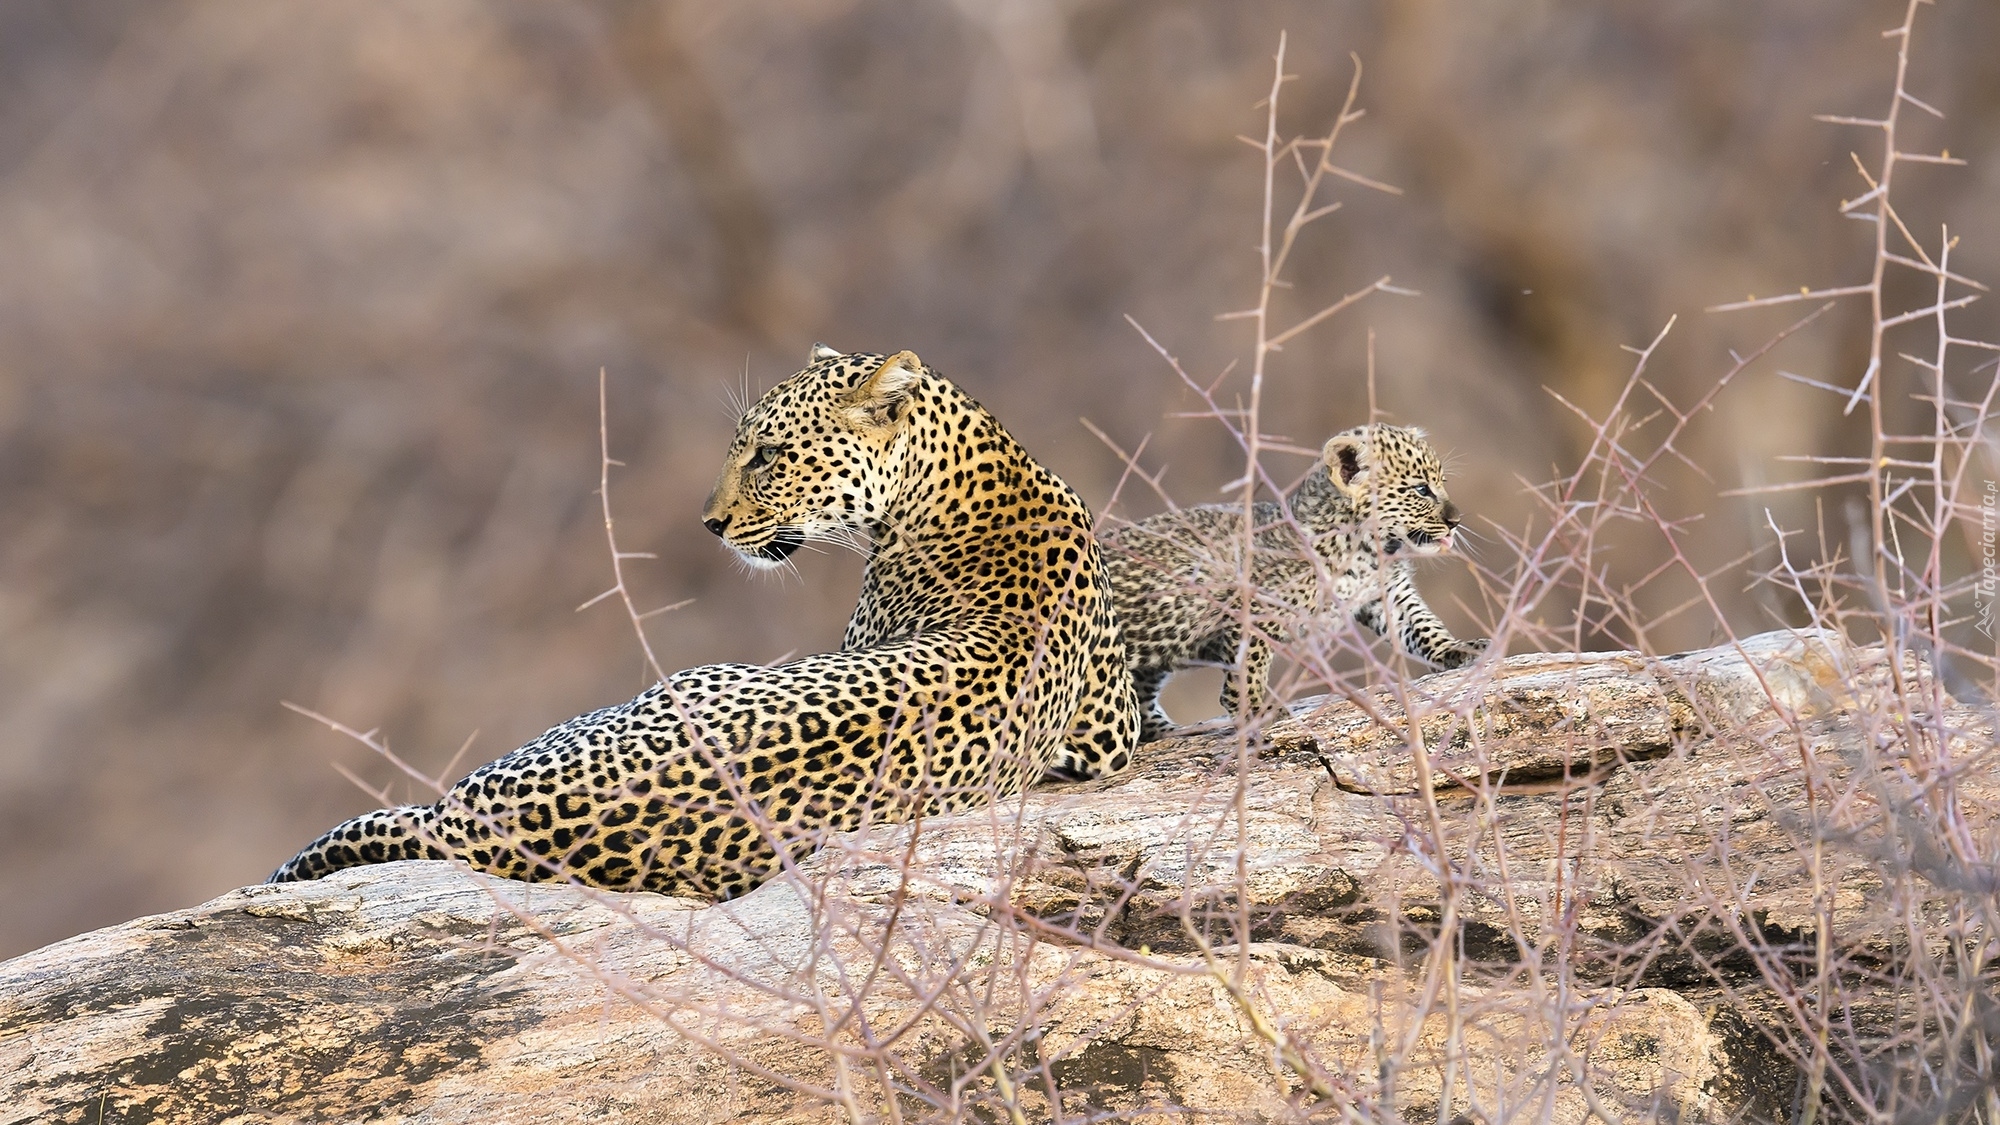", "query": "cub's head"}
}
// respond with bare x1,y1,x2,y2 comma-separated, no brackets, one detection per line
702,345,924,568
1324,424,1463,556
